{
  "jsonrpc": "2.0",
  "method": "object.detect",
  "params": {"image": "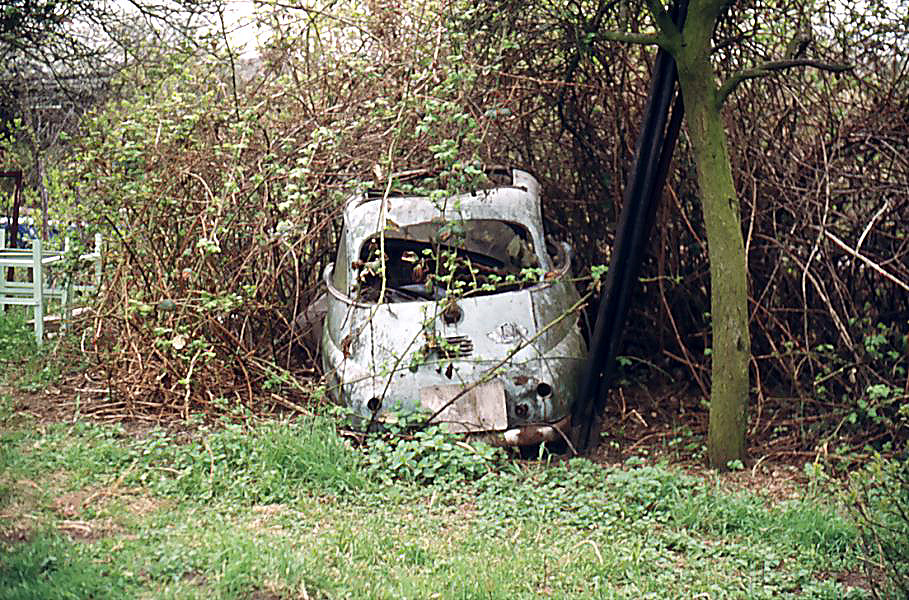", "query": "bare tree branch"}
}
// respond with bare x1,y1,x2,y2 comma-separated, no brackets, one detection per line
824,229,909,293
712,33,750,54
596,30,666,47
644,0,679,41
717,59,852,105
